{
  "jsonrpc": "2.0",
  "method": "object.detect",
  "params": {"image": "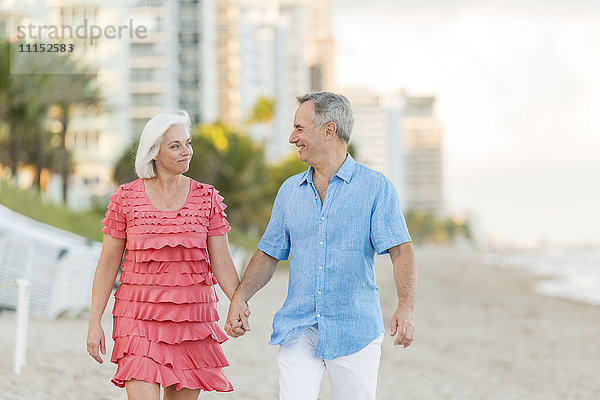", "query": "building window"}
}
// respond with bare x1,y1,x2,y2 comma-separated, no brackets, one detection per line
132,93,161,106
131,68,157,82
131,43,154,57
67,131,100,151
83,177,100,185
136,0,164,7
